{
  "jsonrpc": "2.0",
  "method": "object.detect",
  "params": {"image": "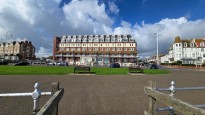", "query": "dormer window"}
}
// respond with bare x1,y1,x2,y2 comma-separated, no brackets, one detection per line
100,35,104,42
77,35,81,42
105,35,110,42
71,35,76,42
61,35,66,42
83,35,87,42
123,35,127,39
190,43,195,47
93,35,99,42
88,35,93,42
184,42,187,47
129,38,134,42
200,42,205,47
111,35,115,42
